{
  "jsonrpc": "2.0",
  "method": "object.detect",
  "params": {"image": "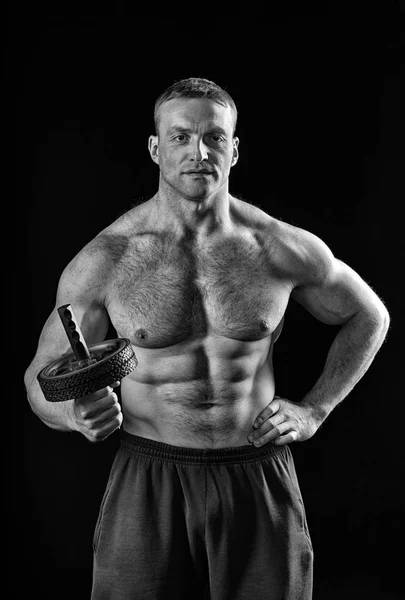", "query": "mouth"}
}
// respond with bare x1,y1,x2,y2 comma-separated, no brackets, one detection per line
183,171,214,176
